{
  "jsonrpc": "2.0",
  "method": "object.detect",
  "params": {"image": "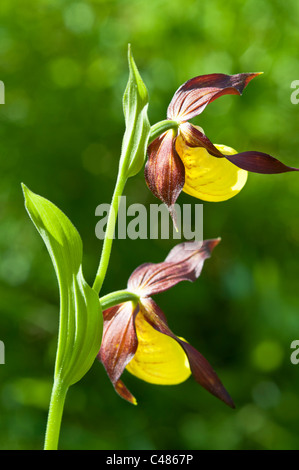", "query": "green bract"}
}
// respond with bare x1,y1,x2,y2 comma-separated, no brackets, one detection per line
119,44,150,178
22,184,103,387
